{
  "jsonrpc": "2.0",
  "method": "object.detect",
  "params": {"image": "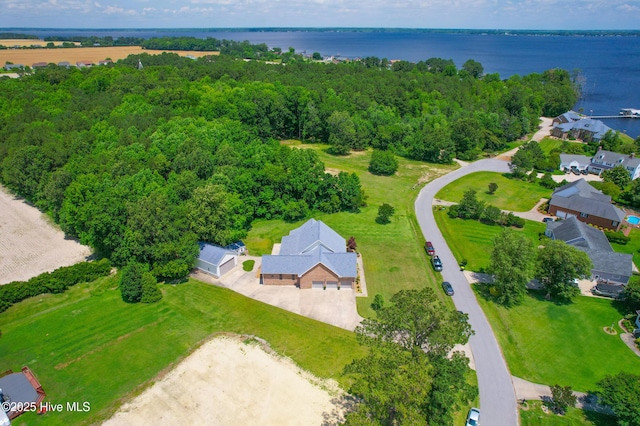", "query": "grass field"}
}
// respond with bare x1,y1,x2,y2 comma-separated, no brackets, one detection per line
433,208,546,272
0,275,363,425
248,142,459,318
520,401,617,426
0,46,216,67
476,286,640,392
435,171,552,212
